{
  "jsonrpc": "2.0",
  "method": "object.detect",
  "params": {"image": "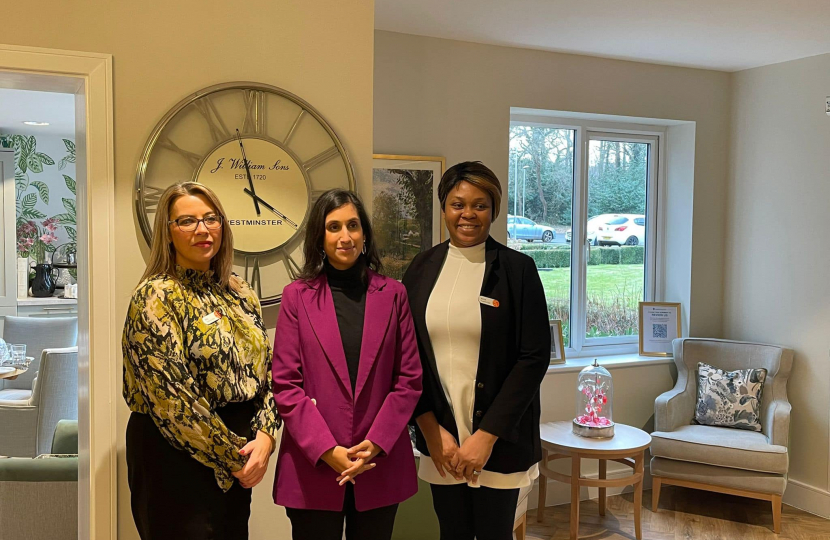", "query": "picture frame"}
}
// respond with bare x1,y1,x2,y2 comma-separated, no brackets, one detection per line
372,154,446,280
550,319,566,364
638,302,681,357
